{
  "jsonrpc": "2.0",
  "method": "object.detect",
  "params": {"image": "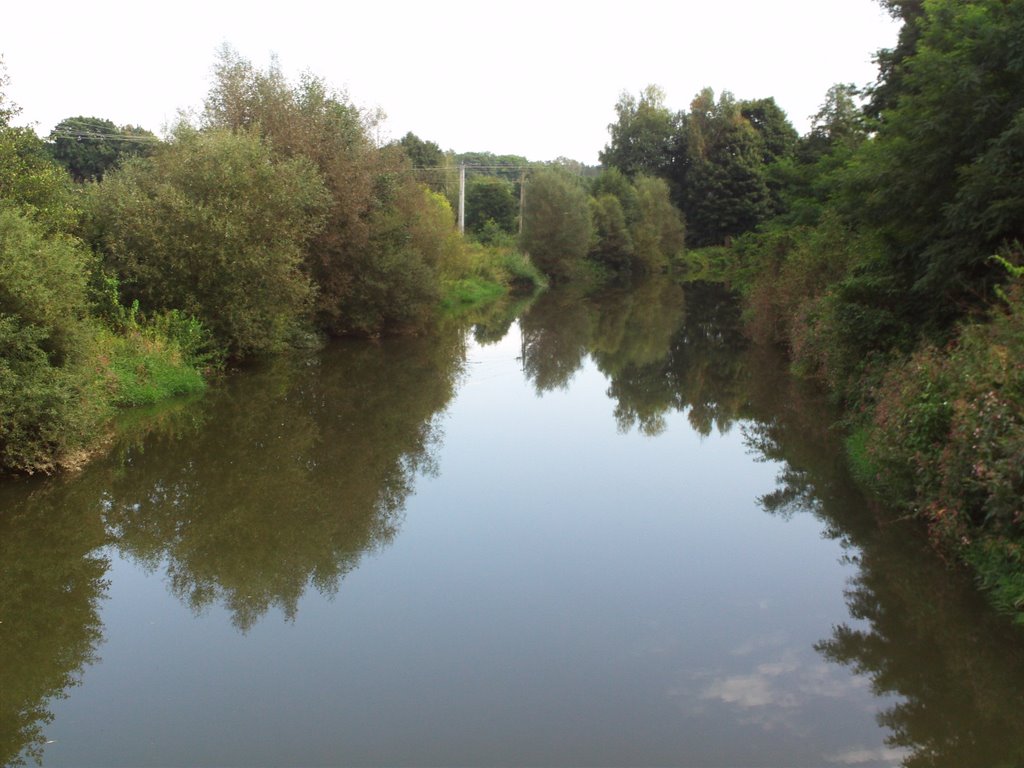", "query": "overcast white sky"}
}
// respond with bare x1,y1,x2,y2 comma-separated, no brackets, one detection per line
3,1,899,164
